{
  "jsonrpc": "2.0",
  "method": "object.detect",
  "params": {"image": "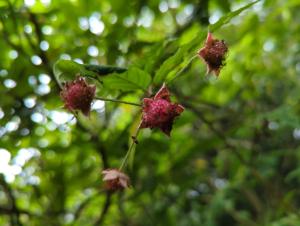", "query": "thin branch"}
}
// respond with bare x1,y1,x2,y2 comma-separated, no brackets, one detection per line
119,122,142,170
117,192,130,226
73,190,104,222
91,134,109,169
0,176,23,226
27,11,57,88
0,206,38,217
171,86,249,164
174,92,267,183
93,192,112,226
180,100,249,165
0,18,30,59
5,0,23,47
173,0,209,37
95,97,142,107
